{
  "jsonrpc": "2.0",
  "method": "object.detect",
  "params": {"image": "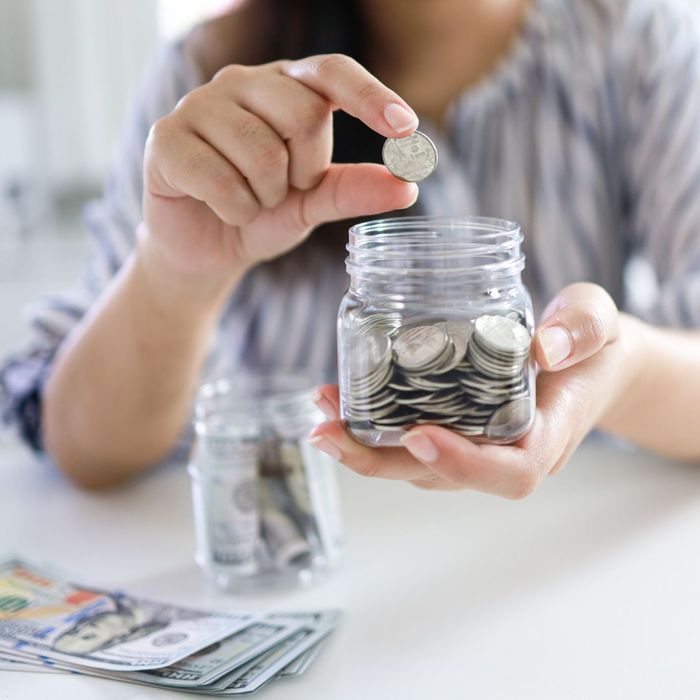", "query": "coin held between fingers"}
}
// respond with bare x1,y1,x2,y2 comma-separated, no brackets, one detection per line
382,130,438,182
